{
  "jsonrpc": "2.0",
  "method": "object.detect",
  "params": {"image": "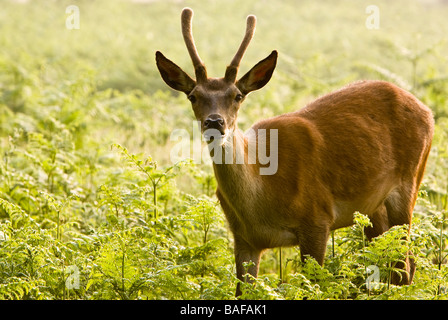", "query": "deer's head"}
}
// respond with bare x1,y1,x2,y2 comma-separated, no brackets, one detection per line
156,8,277,142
